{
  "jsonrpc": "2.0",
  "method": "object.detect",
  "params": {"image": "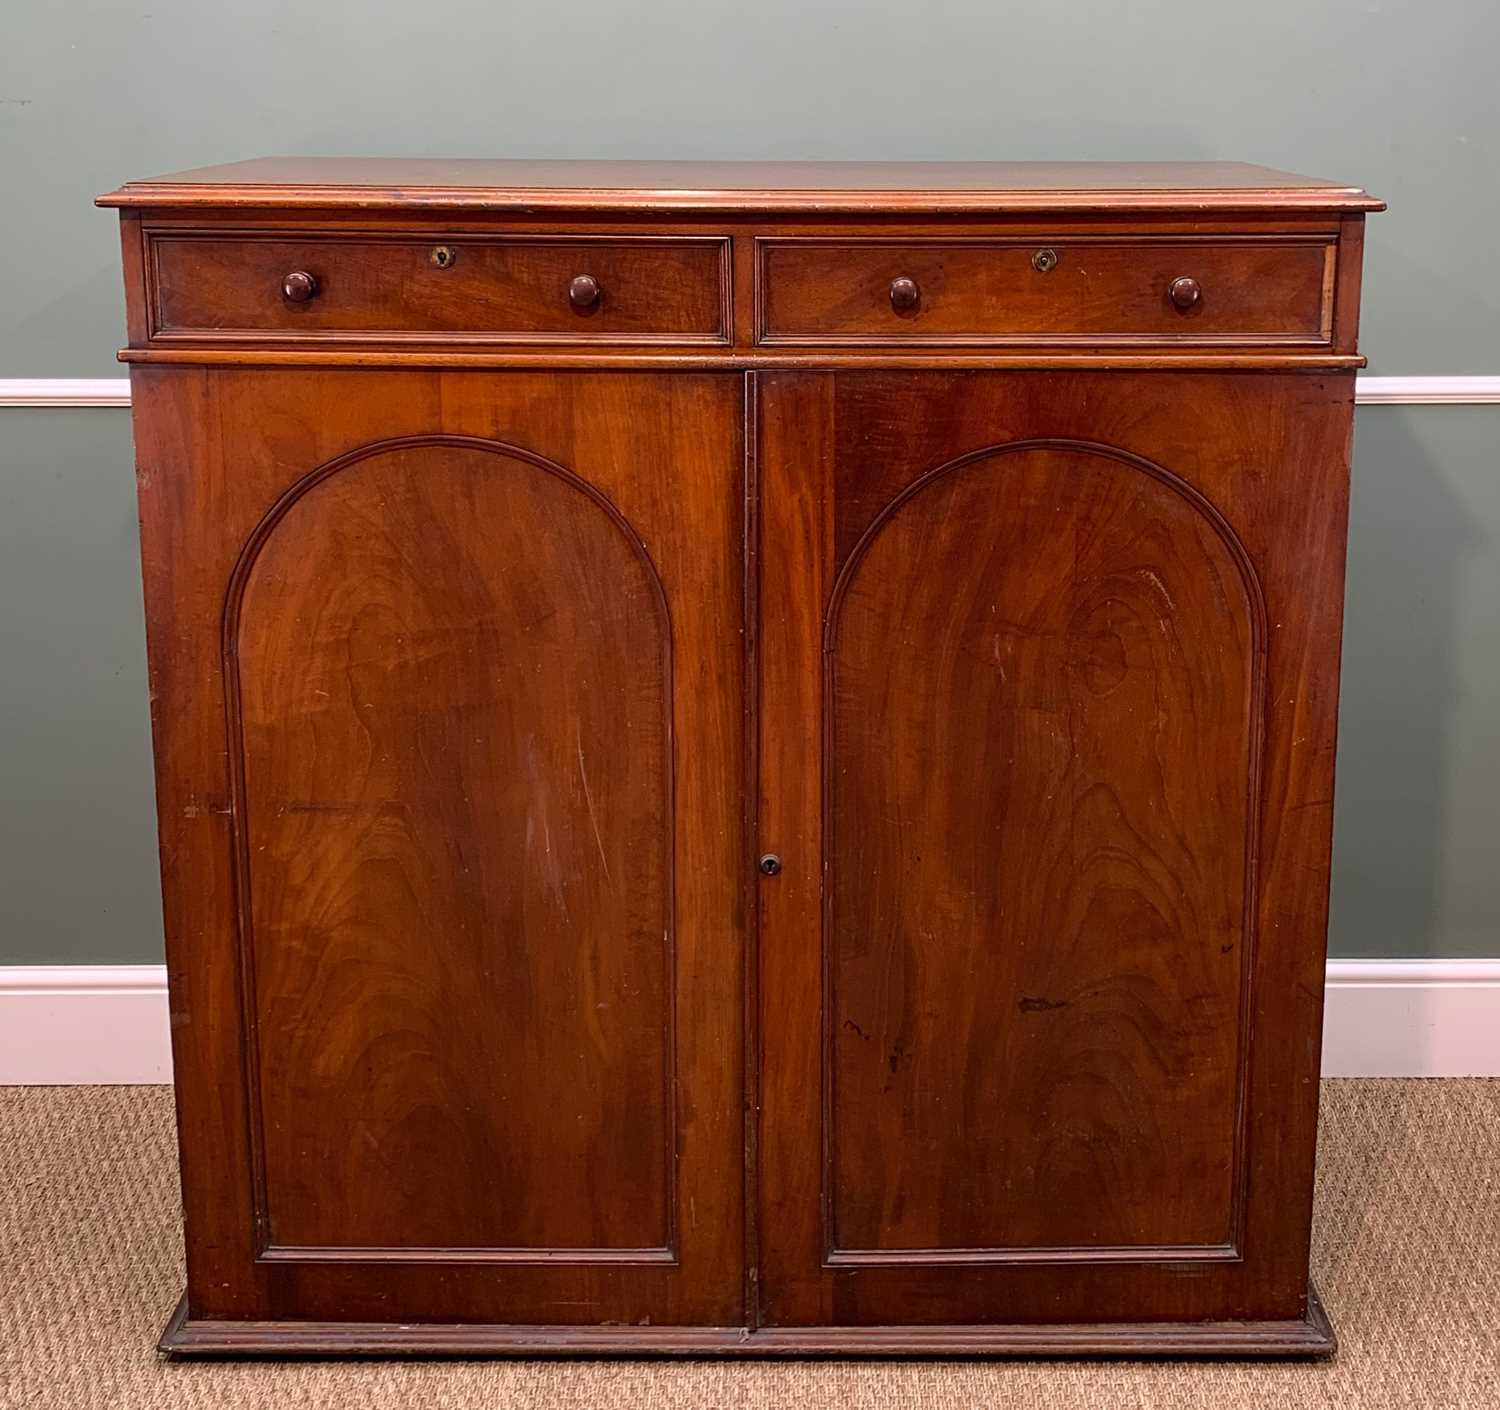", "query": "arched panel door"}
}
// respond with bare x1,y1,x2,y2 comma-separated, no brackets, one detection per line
174,372,746,1331
755,372,1278,1330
